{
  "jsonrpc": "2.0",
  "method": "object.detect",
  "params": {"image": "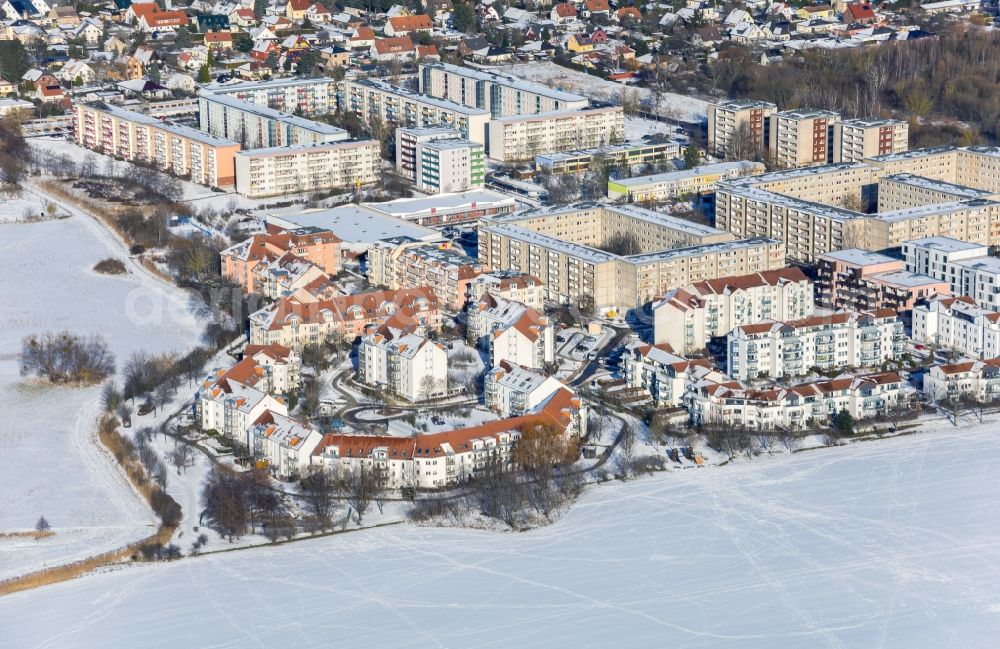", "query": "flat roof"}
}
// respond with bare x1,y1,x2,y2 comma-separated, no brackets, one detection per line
364,189,515,219
626,237,781,265
199,93,348,137
868,269,945,289
904,236,989,252
265,205,441,247
236,139,377,157
422,62,588,104
842,117,906,128
492,105,621,124
819,248,899,266
774,107,840,119
876,199,1000,223
881,173,994,199
498,202,725,237
81,101,238,147
348,79,490,116
536,141,681,164
201,77,337,93
419,137,482,151
713,98,777,110
954,256,1000,274
611,161,761,188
